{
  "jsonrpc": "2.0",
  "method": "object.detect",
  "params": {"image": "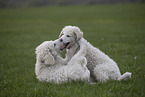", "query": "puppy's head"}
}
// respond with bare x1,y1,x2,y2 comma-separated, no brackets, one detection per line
35,40,63,65
59,26,83,51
